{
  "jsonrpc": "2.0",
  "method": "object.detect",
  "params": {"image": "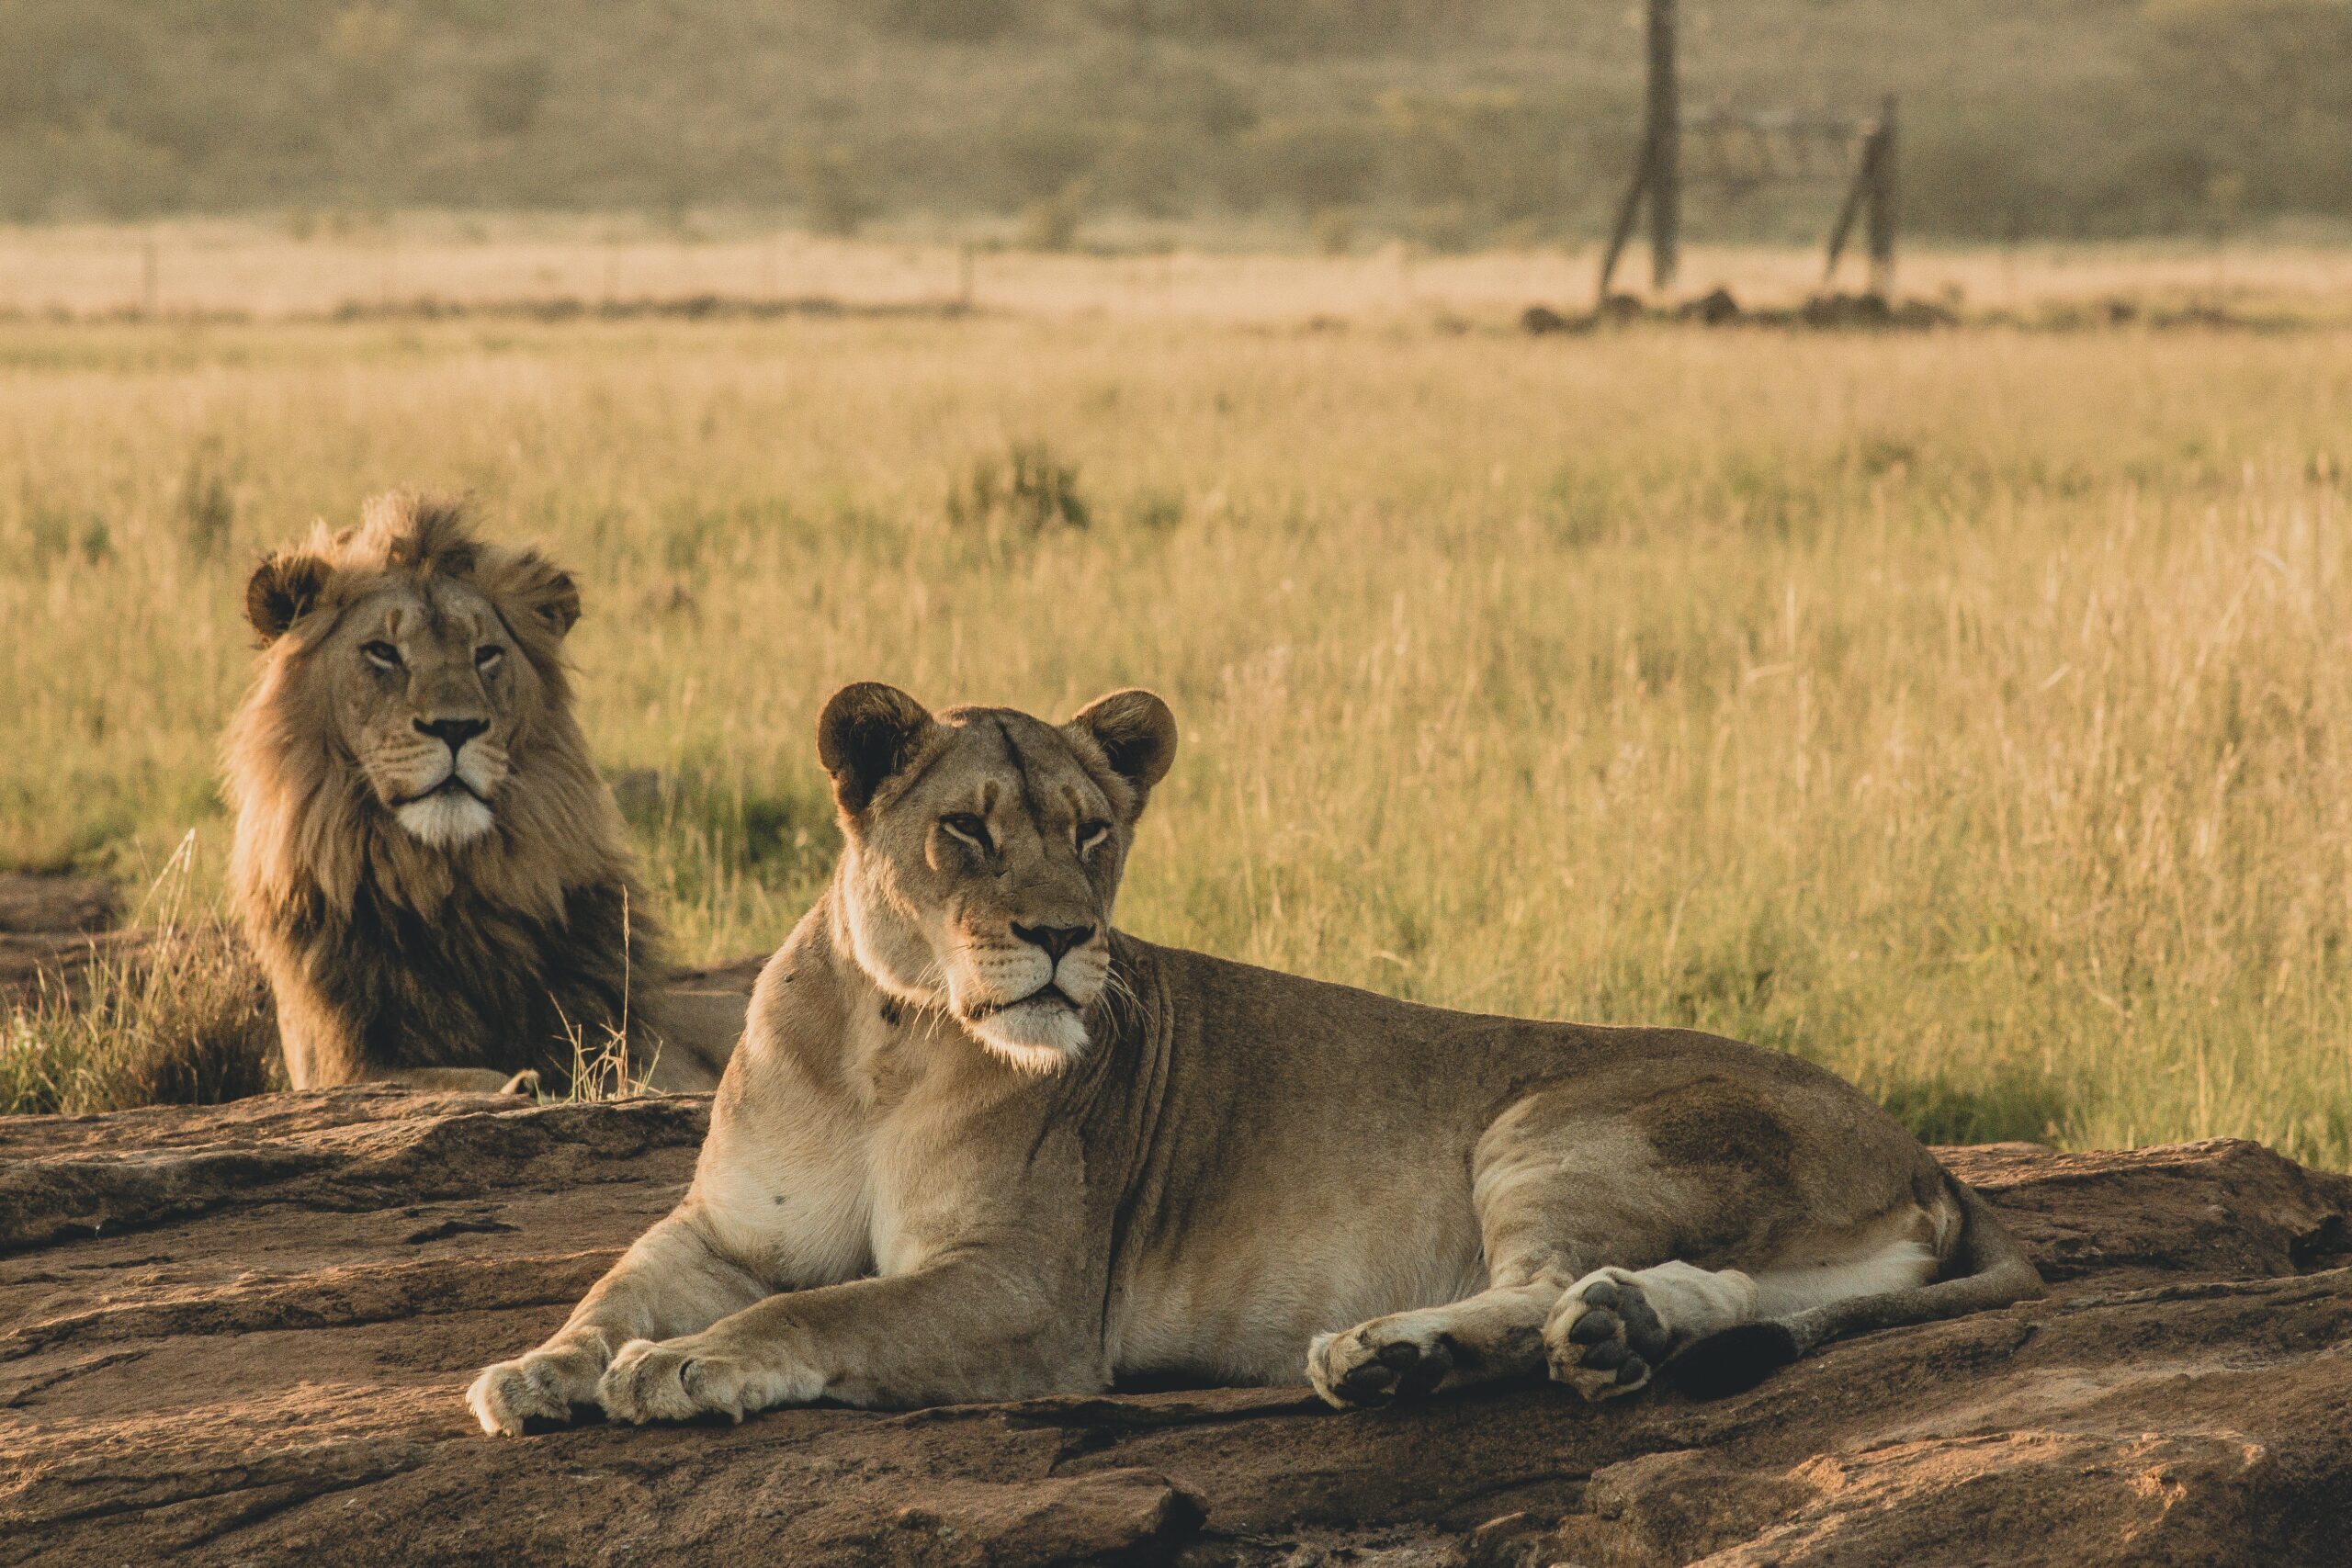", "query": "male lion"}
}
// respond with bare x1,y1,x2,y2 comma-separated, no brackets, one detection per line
469,683,2039,1430
227,492,732,1095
